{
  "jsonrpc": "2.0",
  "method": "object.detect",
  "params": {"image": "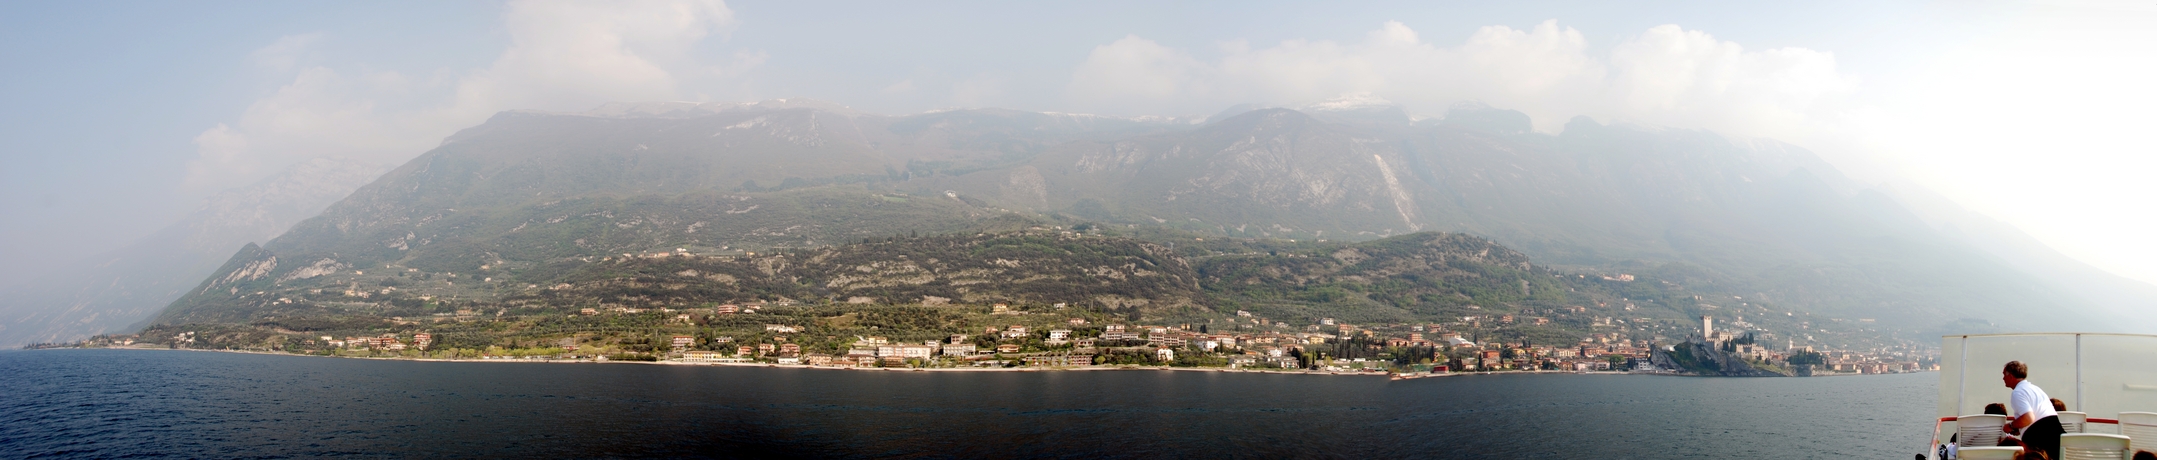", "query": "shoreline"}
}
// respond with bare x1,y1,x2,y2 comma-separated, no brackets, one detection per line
68,347,1394,376
31,347,1933,379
